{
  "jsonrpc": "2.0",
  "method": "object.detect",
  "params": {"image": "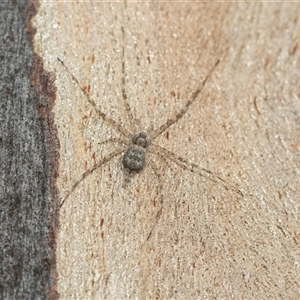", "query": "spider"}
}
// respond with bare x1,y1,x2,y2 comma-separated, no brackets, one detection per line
57,54,243,238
